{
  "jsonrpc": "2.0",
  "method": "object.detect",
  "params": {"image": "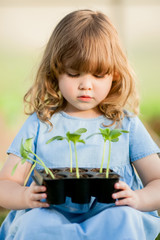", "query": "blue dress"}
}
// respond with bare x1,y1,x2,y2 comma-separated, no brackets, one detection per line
0,111,160,240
